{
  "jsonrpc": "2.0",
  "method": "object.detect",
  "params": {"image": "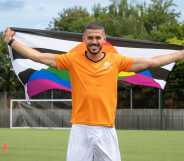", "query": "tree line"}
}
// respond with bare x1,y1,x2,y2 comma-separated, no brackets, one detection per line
0,0,184,108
